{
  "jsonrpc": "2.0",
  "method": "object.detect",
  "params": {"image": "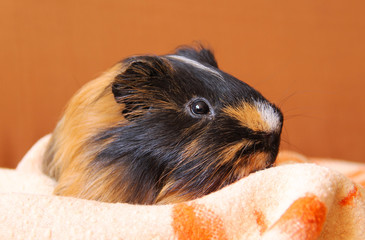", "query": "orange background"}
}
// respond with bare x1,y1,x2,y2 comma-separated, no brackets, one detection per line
1,0,365,168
